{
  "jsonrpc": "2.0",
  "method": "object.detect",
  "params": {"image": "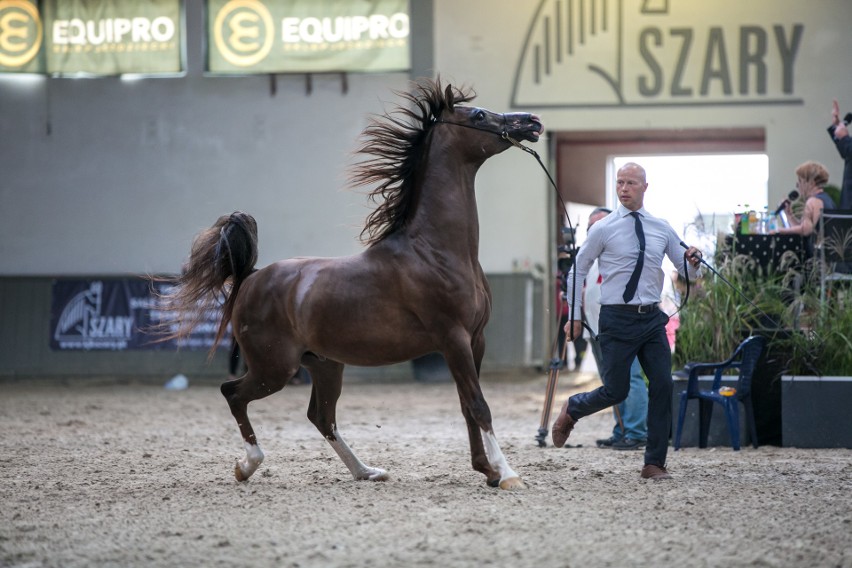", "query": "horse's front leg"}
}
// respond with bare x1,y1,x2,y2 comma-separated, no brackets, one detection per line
456,382,524,490
445,338,524,490
304,358,389,482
